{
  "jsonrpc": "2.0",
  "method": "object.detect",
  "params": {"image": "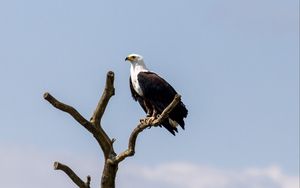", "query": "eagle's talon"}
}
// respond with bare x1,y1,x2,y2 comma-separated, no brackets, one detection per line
140,118,146,123
145,116,156,124
141,117,148,124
